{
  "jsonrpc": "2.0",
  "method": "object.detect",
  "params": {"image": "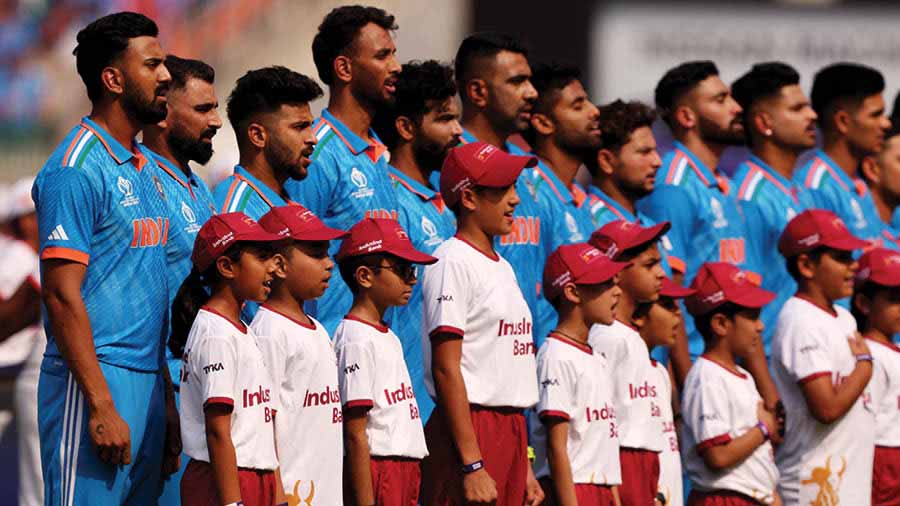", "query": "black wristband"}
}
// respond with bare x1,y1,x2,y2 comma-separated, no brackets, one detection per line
461,459,484,474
